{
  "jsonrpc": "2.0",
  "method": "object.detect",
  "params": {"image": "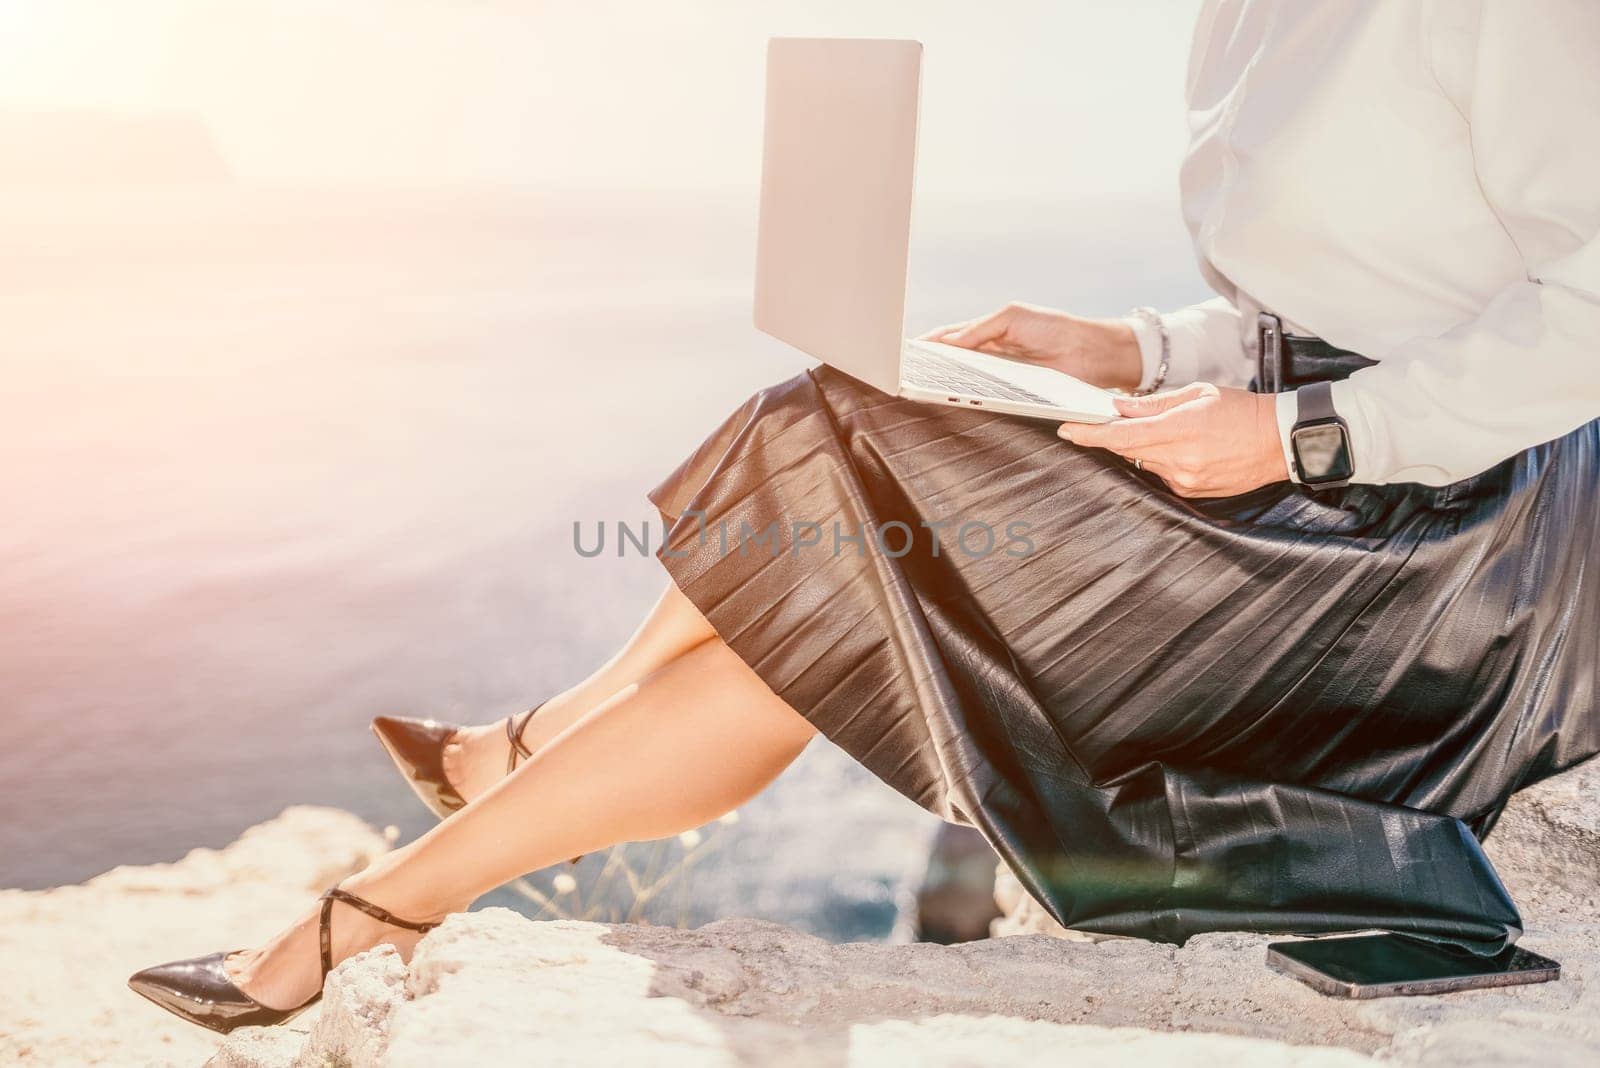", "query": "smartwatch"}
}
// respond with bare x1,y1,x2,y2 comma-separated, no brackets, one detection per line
1290,381,1354,488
